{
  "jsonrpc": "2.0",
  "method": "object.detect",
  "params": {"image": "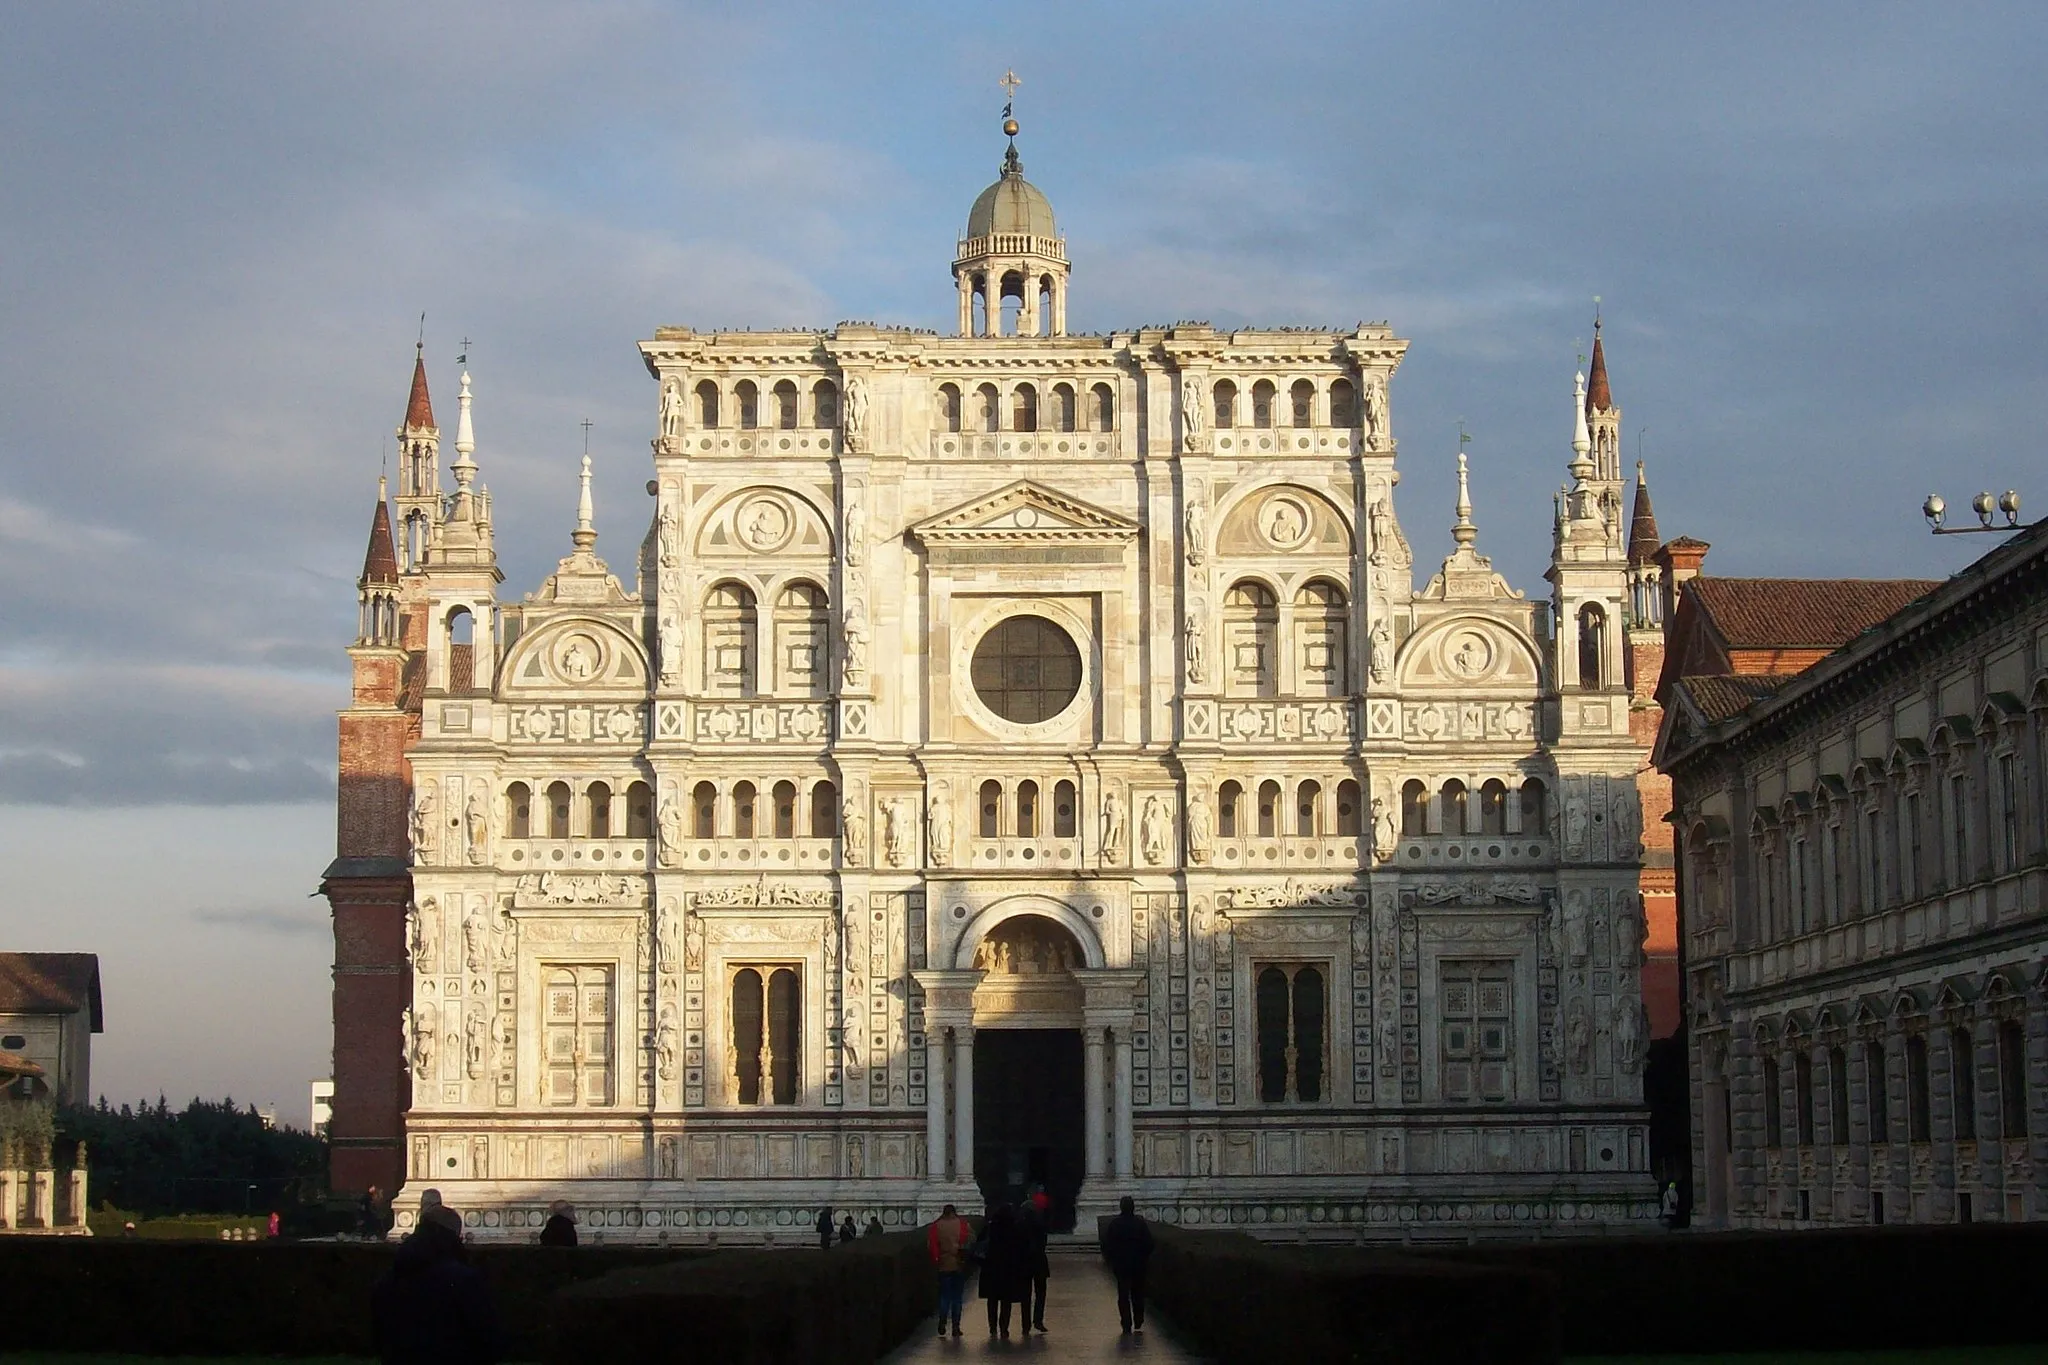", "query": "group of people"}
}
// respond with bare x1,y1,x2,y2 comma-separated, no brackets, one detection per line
370,1190,500,1364
815,1205,889,1247
925,1193,1155,1339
